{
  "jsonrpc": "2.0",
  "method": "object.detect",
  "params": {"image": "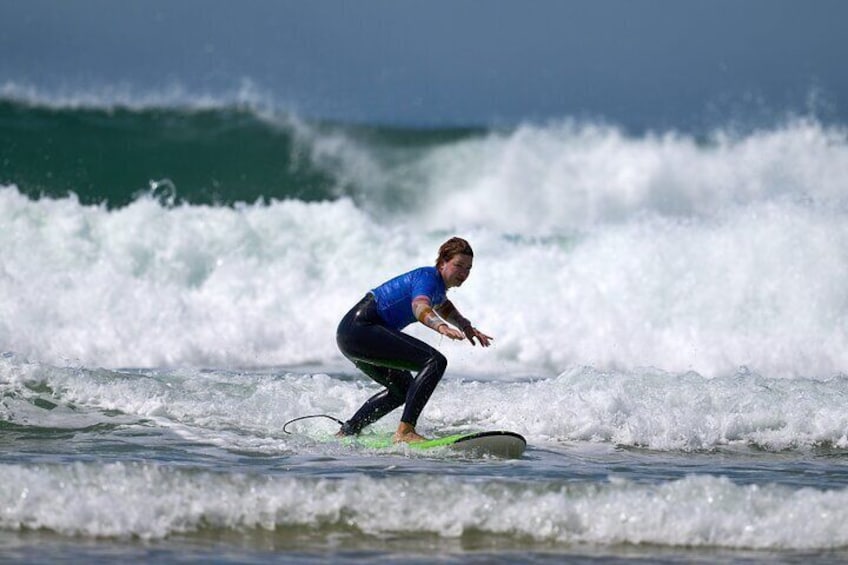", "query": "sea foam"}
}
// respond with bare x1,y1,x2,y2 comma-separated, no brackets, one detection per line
1,461,847,549
2,116,848,377
4,357,848,452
